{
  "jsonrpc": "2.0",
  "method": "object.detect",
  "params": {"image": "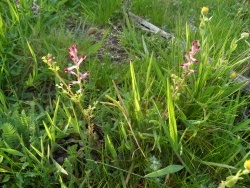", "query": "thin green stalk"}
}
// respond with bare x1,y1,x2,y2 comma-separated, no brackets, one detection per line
166,78,178,152
130,61,142,121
